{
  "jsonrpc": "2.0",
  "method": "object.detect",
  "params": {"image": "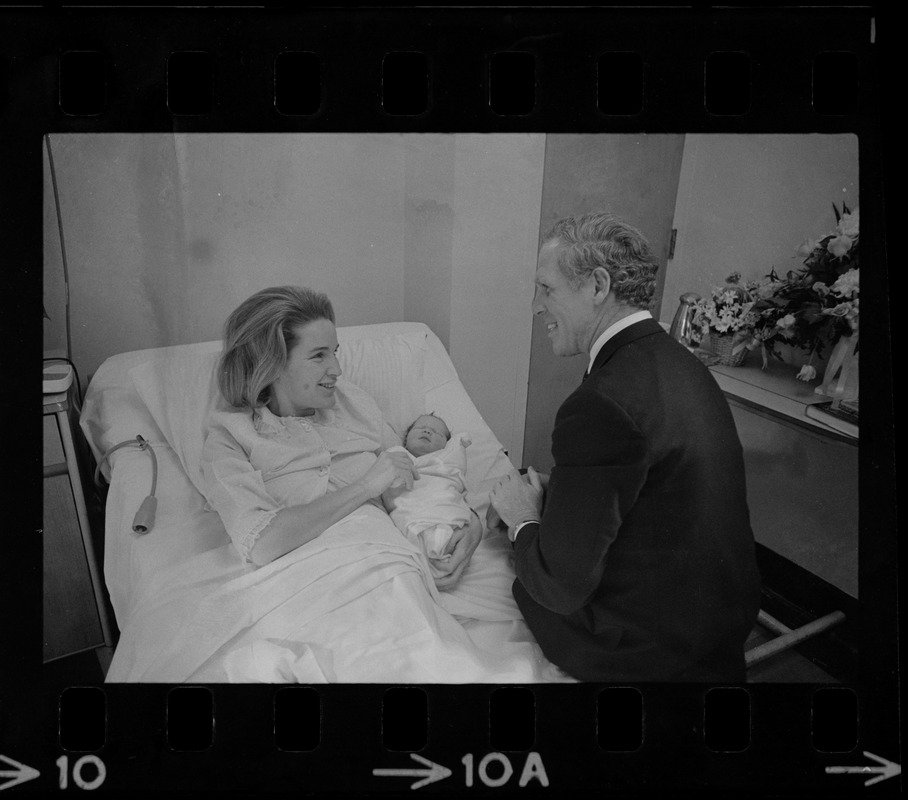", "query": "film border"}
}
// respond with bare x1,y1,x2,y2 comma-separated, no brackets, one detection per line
1,5,898,796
